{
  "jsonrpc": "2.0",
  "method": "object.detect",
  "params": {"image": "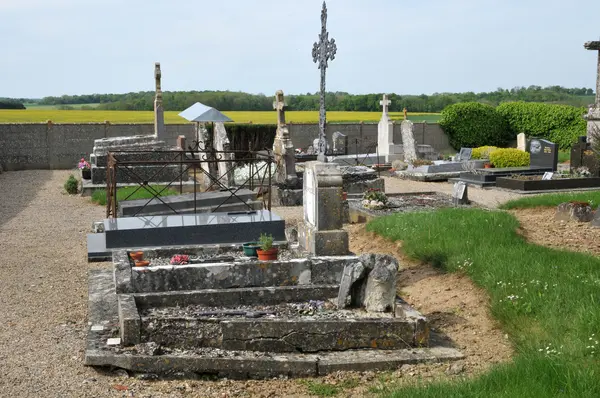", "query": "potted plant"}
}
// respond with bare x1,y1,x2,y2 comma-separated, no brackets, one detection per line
242,242,260,257
129,251,144,261
78,158,91,180
484,162,494,169
256,233,278,261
